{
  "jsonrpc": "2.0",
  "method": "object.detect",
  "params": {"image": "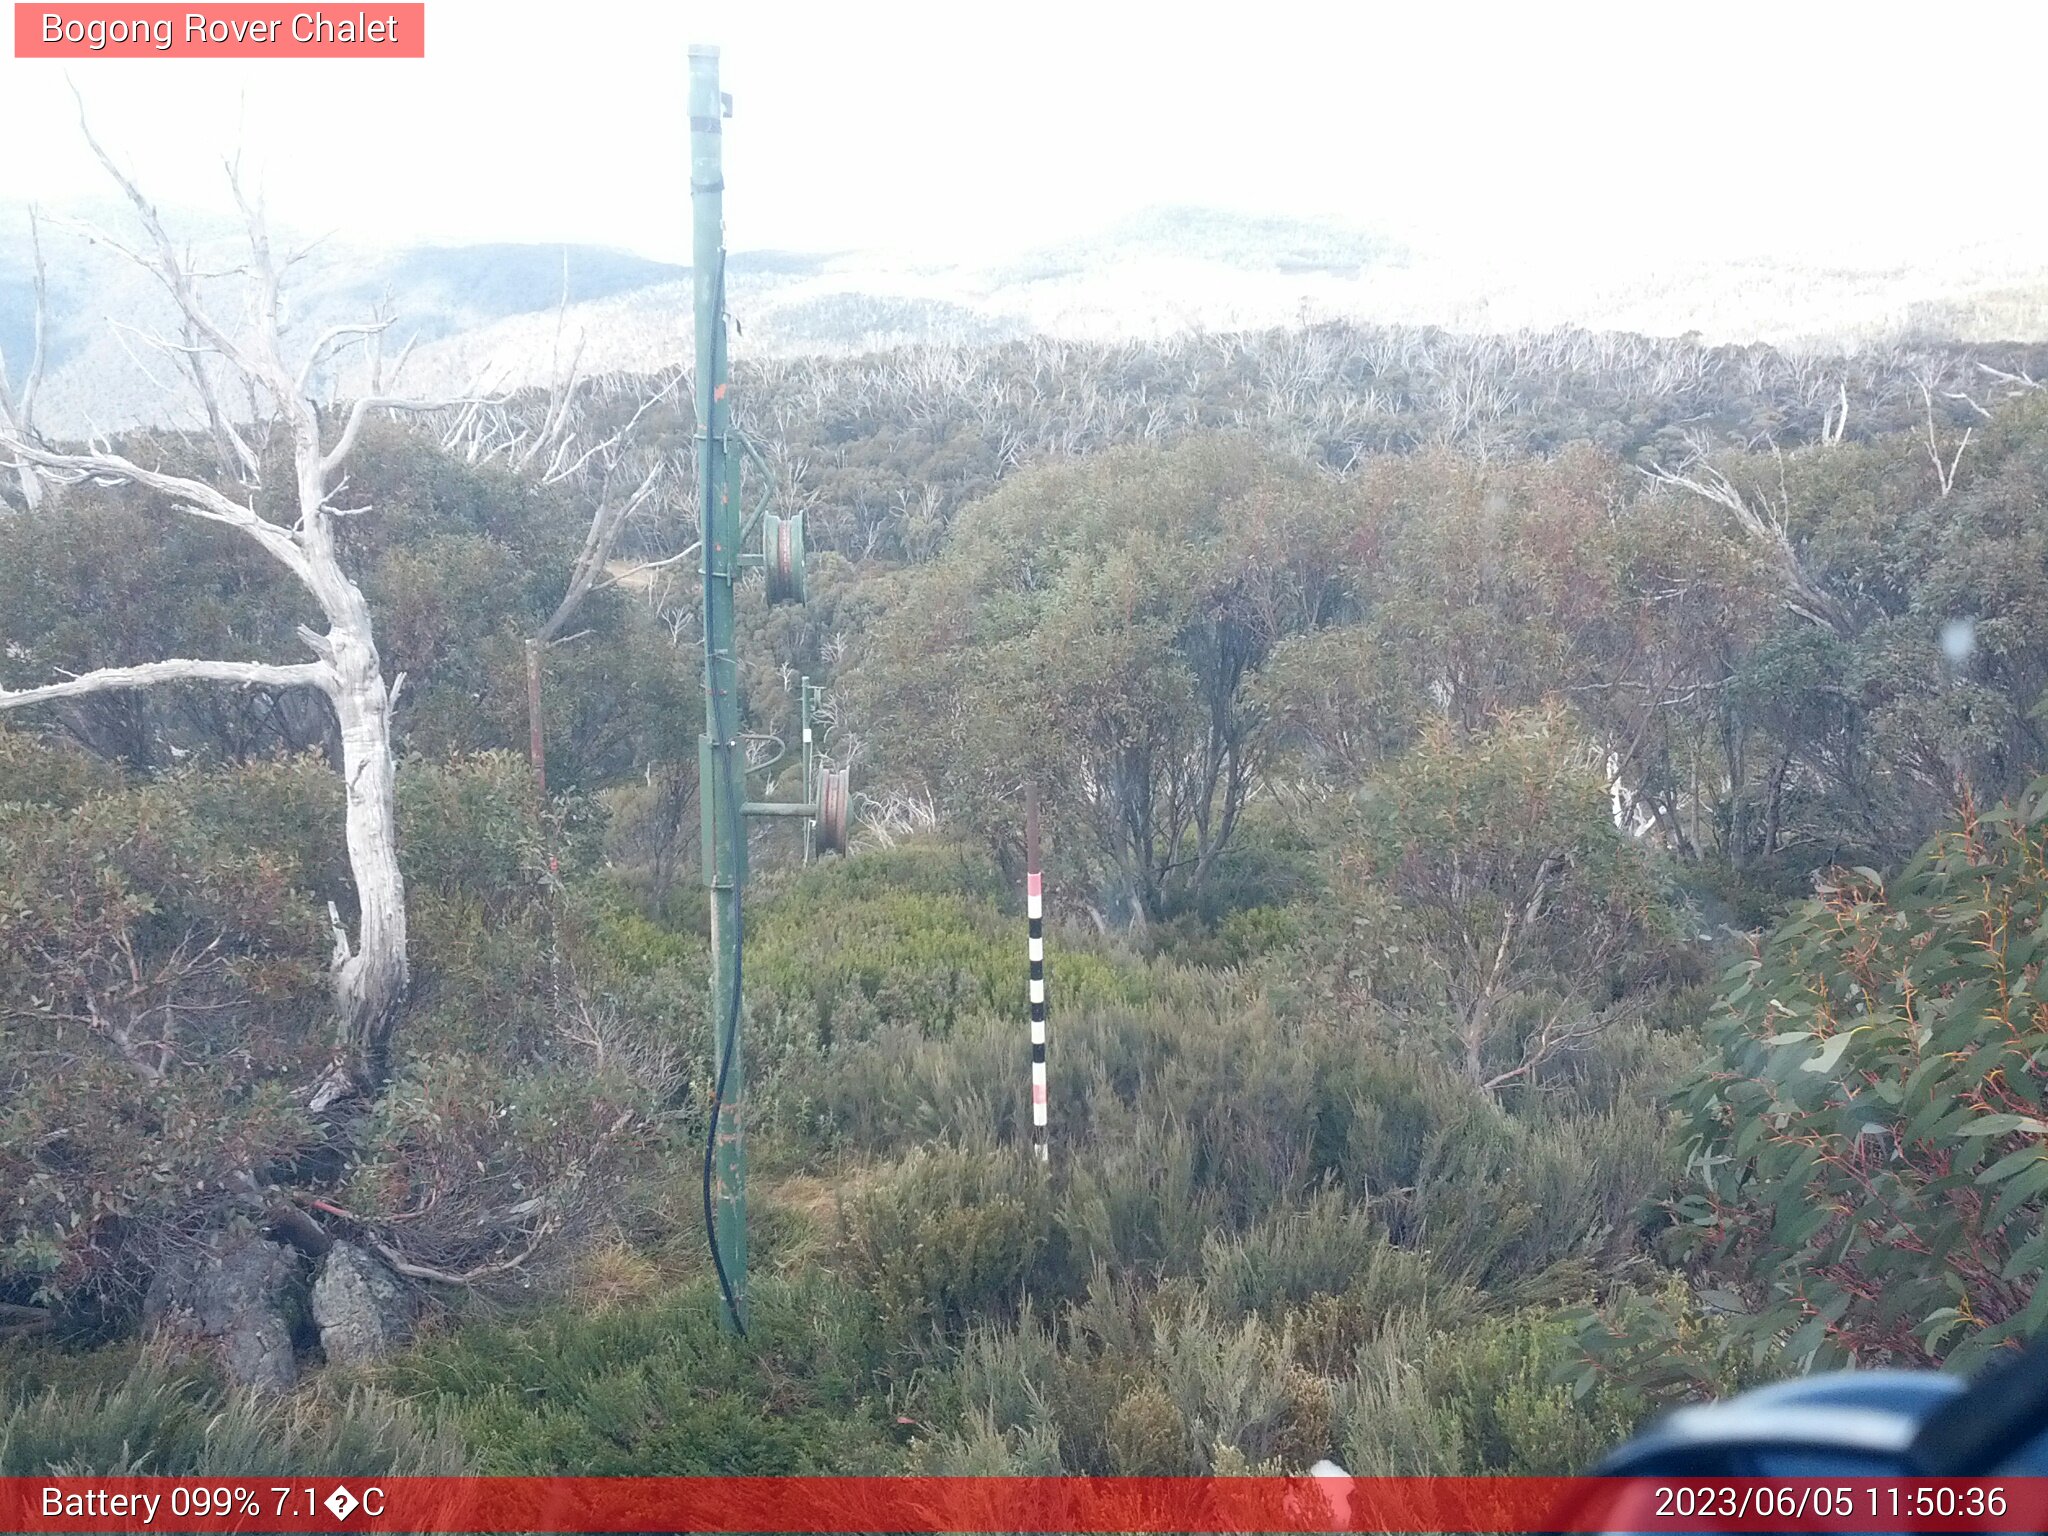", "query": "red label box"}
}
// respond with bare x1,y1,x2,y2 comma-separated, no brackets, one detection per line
13,3,425,57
